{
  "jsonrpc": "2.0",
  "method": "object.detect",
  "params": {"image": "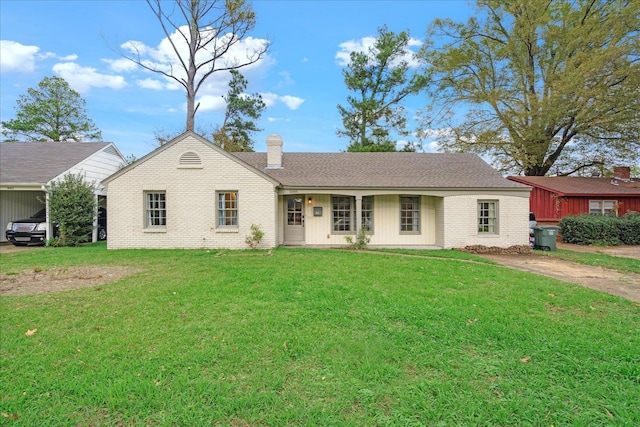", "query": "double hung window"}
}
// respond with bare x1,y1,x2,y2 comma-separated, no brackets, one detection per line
400,196,420,233
146,192,166,227
478,200,498,233
362,196,373,232
217,192,238,227
332,196,353,232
